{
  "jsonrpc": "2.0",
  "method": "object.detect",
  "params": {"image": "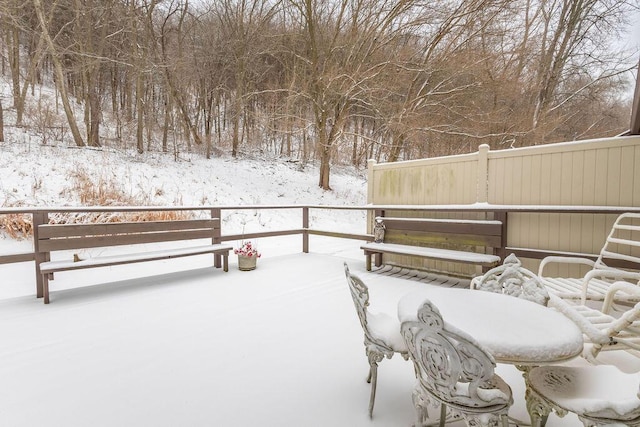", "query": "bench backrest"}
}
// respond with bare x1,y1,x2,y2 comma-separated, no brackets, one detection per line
37,218,221,252
381,217,503,249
